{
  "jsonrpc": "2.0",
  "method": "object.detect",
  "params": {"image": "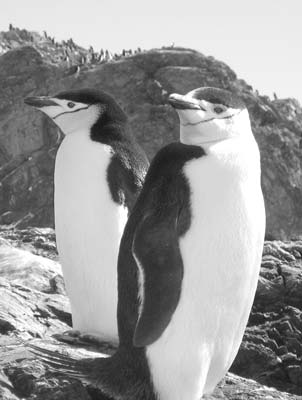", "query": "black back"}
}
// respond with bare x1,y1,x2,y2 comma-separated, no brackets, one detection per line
117,142,205,347
94,122,149,211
